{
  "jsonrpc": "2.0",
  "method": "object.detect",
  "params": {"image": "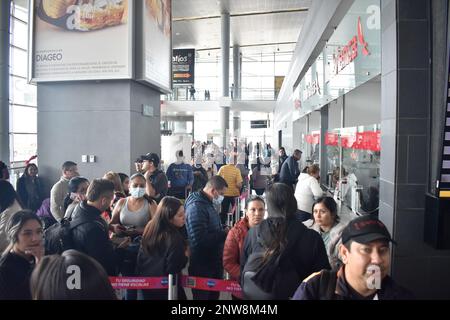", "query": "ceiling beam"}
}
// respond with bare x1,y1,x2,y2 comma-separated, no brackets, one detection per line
173,7,309,22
